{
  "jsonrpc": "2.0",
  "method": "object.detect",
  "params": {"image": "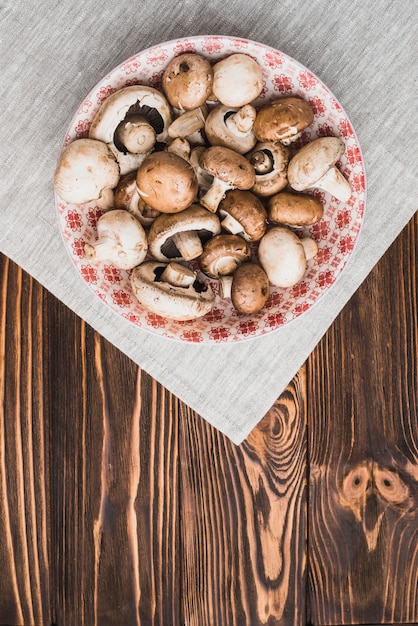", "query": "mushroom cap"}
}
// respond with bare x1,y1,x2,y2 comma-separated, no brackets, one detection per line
218,189,267,241
199,234,252,278
204,104,257,154
248,141,289,197
268,191,324,226
54,138,120,205
231,263,270,314
258,226,307,288
131,261,215,321
199,146,255,189
162,53,214,110
253,97,314,143
212,53,264,107
148,204,221,261
114,171,160,226
287,136,346,191
136,151,198,213
89,85,172,145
